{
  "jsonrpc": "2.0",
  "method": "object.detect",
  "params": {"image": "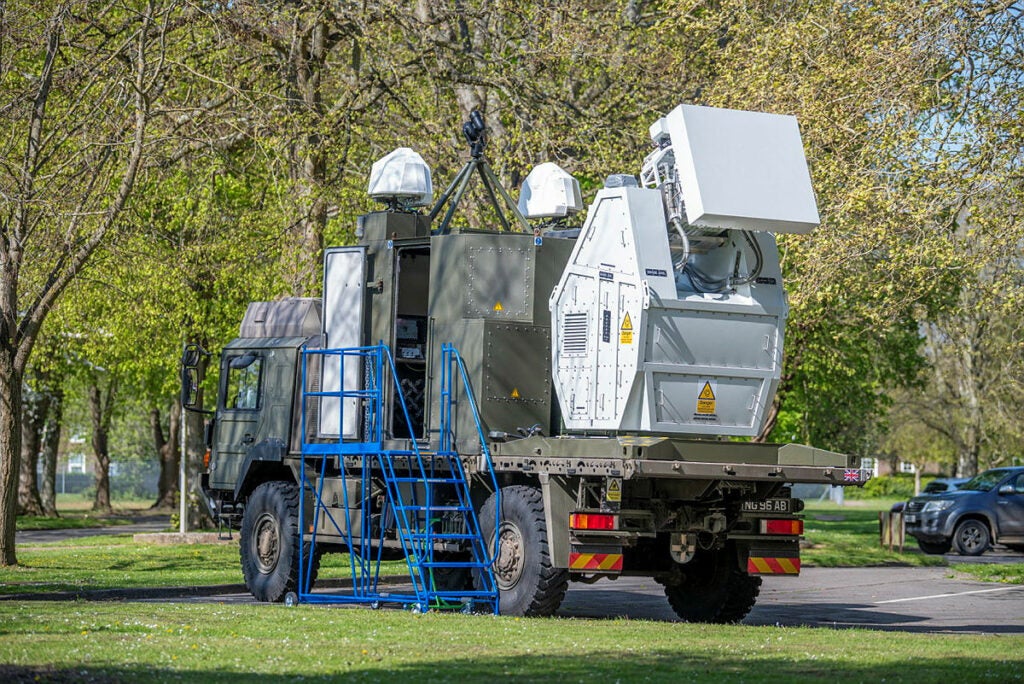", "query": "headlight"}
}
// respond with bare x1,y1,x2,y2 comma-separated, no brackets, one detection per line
922,499,955,512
